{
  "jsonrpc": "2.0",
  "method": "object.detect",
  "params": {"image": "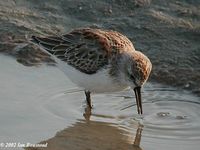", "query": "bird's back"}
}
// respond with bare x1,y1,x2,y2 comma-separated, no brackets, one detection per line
31,28,135,74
